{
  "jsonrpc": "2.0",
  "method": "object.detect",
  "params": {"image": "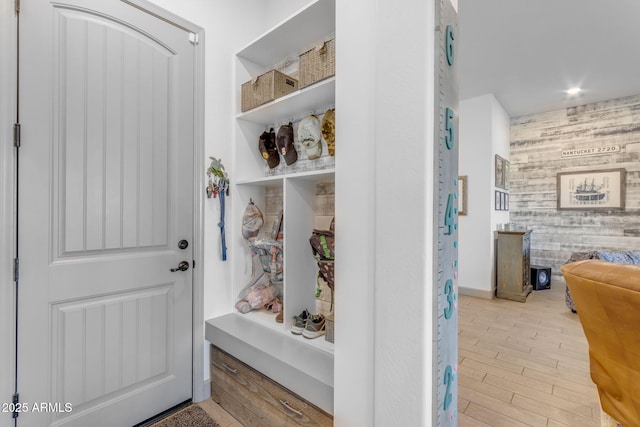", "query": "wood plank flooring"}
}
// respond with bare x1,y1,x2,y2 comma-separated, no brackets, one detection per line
458,283,601,427
200,283,601,426
198,398,243,427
